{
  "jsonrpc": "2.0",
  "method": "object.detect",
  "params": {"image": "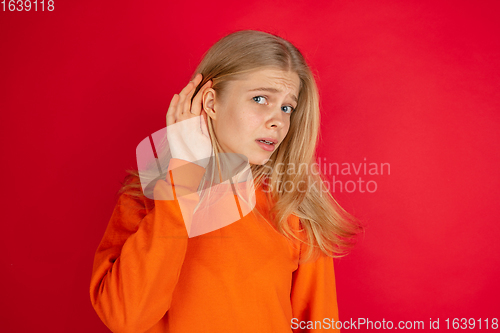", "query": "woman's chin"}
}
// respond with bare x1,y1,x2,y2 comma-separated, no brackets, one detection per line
248,156,272,166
